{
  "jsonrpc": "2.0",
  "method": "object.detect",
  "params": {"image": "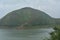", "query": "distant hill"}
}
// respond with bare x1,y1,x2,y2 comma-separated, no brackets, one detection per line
54,18,60,25
0,7,55,27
